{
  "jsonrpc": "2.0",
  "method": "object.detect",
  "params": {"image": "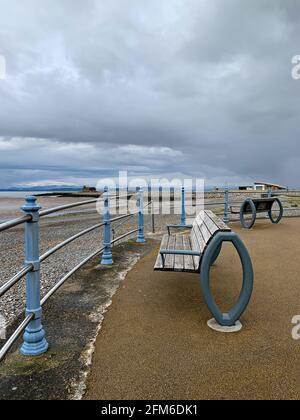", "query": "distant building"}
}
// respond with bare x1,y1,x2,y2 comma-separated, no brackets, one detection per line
82,186,97,193
253,182,287,192
238,182,287,192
